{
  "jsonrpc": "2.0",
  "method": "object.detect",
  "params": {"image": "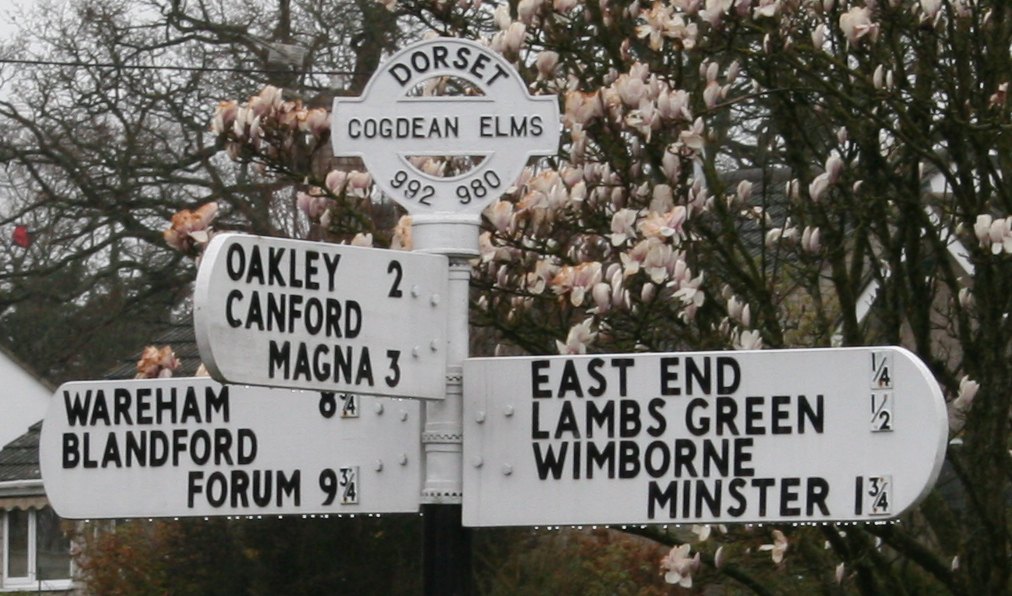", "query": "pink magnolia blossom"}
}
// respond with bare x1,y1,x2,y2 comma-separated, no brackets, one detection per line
551,262,603,306
135,346,180,379
325,170,349,195
644,242,676,283
517,0,543,24
556,319,596,354
638,206,688,243
759,529,789,563
298,108,330,137
735,329,763,350
164,202,218,254
486,200,515,233
948,375,978,433
678,117,706,152
526,259,559,294
391,215,412,250
801,225,822,254
536,50,559,79
346,170,373,198
839,6,879,46
211,100,238,135
610,208,639,245
297,190,332,221
660,544,700,587
350,232,373,247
